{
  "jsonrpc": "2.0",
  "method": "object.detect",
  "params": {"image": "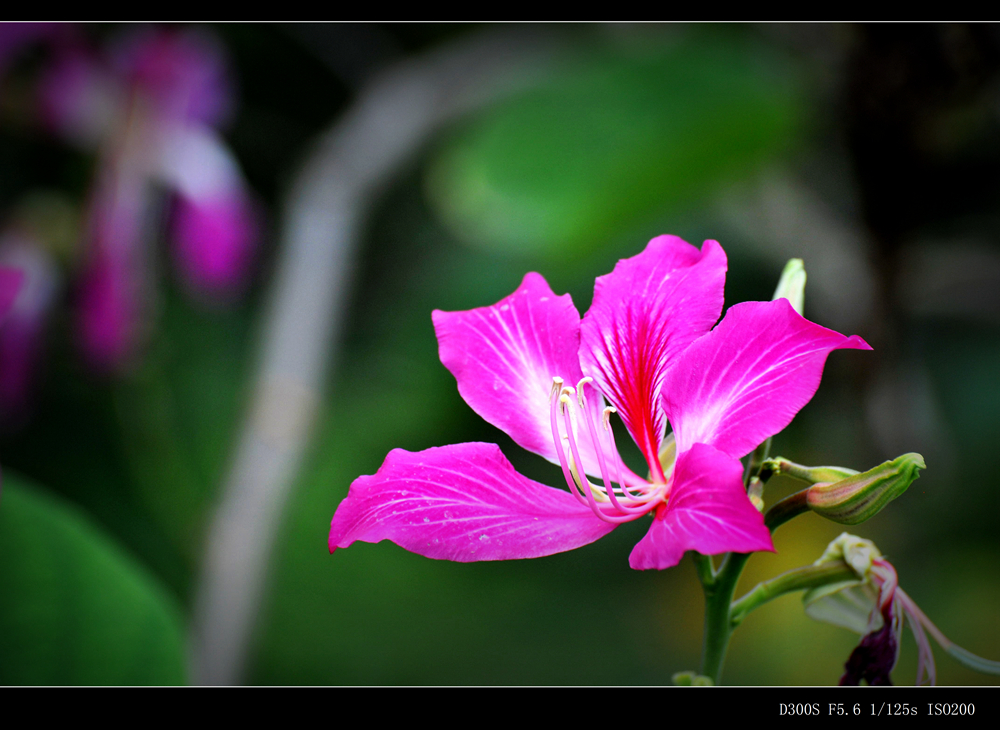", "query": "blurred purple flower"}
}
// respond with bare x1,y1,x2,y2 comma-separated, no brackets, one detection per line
0,233,56,418
37,27,257,370
76,185,145,371
156,124,259,300
109,27,233,128
171,191,256,298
